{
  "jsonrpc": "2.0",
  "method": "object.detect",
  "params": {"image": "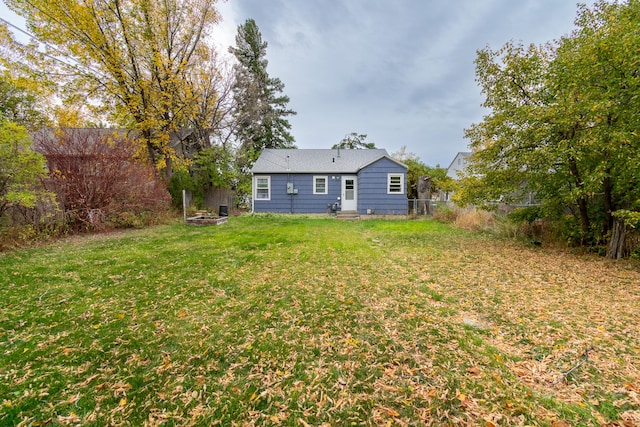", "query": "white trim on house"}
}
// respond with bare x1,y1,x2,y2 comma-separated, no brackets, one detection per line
254,175,271,201
341,175,358,211
313,176,328,195
387,173,404,194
